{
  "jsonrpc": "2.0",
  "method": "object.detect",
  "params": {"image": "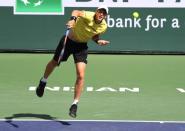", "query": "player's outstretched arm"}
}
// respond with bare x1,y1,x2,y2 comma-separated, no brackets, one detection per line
92,35,110,46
